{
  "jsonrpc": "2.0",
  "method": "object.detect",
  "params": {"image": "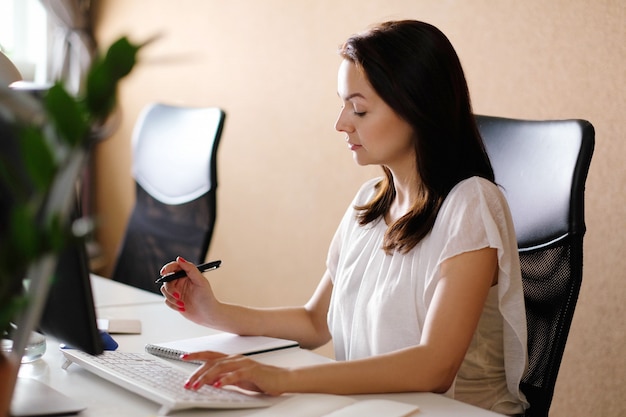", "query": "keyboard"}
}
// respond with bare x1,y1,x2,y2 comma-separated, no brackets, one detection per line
61,349,270,415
